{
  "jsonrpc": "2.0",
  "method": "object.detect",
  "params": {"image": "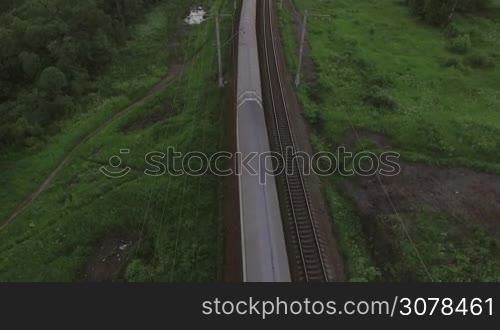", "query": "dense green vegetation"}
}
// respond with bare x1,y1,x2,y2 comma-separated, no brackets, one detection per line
0,0,163,150
281,0,500,281
407,0,492,26
0,0,231,281
0,0,179,226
